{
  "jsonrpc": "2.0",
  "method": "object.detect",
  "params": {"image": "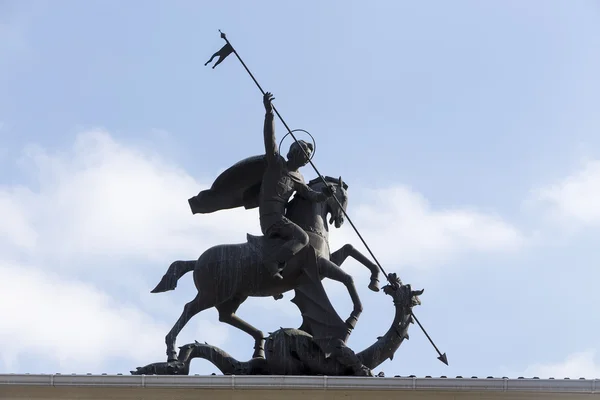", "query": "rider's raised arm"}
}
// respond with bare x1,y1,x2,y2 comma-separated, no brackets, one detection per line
295,181,328,202
264,110,278,162
263,92,278,162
